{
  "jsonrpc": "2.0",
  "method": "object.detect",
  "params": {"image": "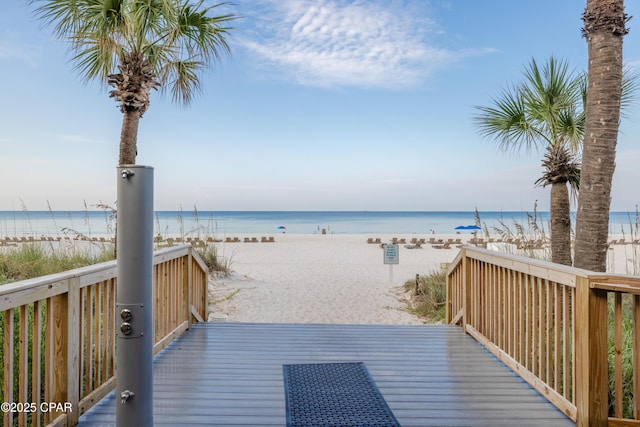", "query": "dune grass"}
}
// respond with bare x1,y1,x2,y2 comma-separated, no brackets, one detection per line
403,269,447,323
0,203,234,285
0,242,114,285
